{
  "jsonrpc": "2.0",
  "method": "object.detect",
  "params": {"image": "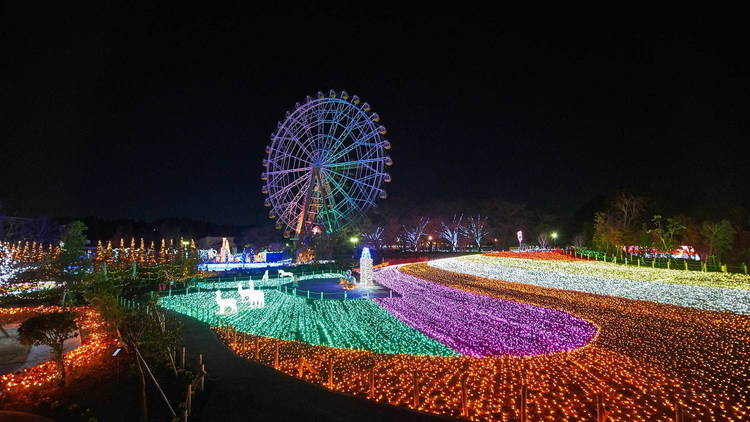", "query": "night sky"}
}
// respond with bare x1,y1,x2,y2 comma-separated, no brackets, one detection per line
3,5,749,225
